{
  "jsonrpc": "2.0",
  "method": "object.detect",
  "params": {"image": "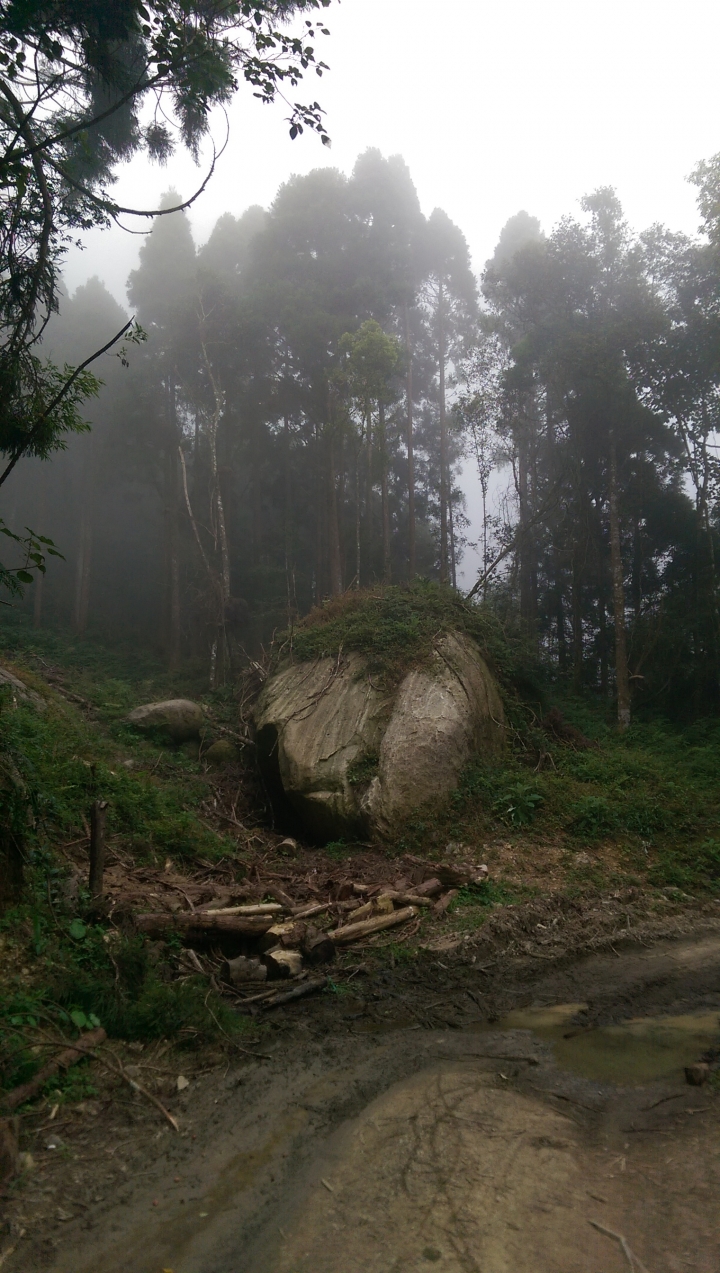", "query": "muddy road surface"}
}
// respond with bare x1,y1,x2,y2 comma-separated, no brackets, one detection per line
8,926,720,1273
